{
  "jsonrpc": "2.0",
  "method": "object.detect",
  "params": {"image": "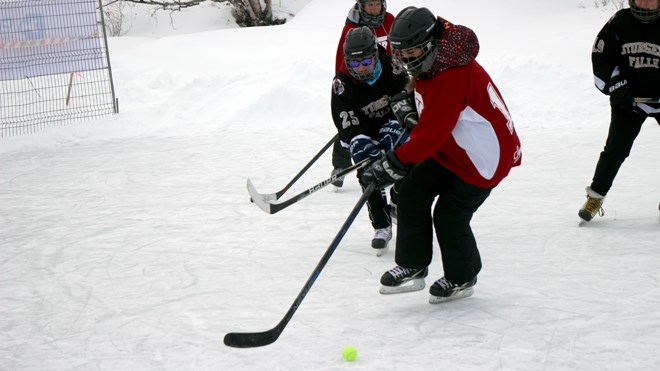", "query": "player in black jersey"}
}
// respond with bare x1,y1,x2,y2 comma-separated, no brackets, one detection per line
330,26,406,254
579,0,660,222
